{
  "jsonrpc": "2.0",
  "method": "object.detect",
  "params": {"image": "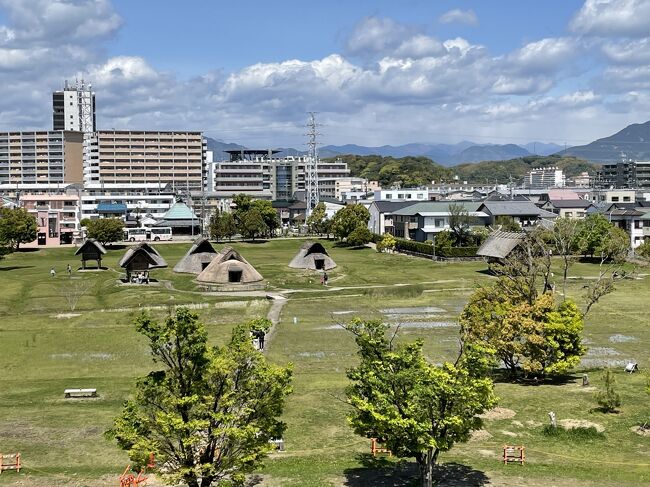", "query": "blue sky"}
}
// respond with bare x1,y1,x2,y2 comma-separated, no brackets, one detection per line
1,0,650,149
